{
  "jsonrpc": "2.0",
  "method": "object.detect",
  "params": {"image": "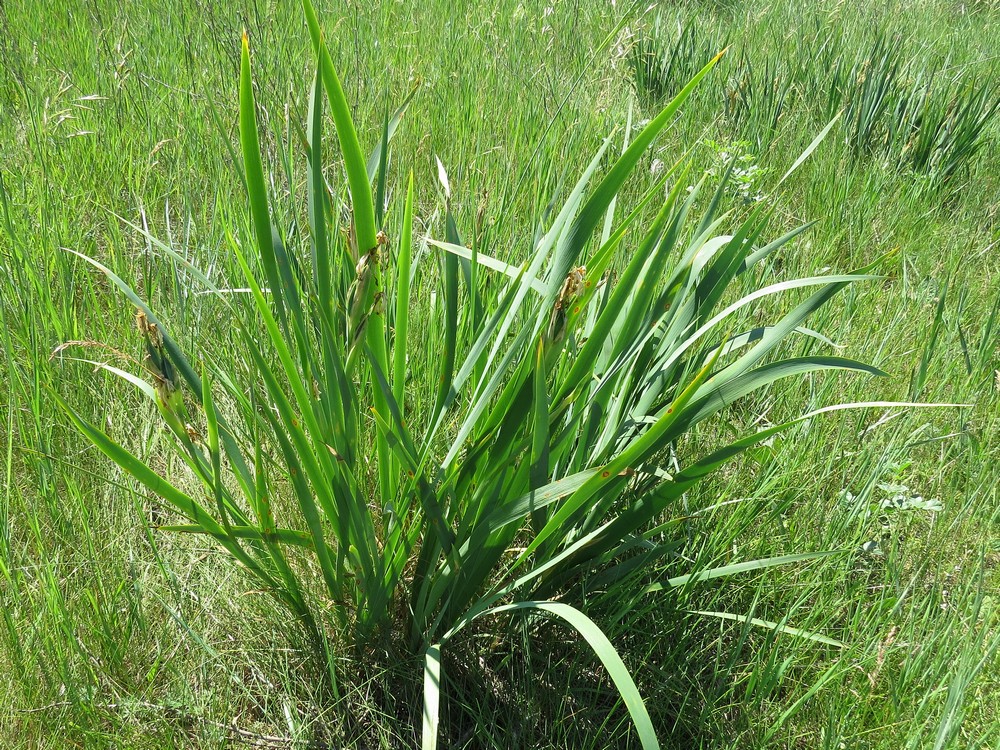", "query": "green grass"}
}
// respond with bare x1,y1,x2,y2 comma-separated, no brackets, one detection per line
2,0,999,747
